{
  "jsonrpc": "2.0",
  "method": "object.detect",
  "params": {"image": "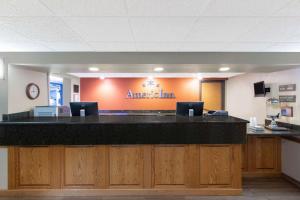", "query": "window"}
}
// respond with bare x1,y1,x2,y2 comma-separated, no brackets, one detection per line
49,76,63,106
